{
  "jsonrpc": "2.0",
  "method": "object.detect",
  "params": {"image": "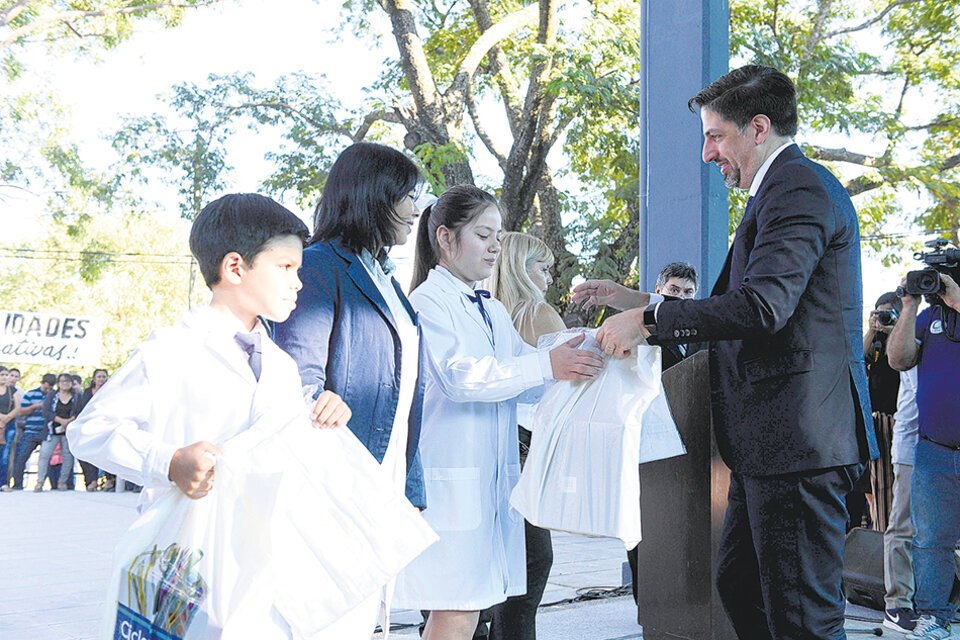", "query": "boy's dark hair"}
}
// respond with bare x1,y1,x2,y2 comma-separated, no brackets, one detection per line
688,65,798,138
190,193,309,287
411,184,499,291
9,368,19,374
311,142,421,254
656,261,700,292
42,373,57,386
